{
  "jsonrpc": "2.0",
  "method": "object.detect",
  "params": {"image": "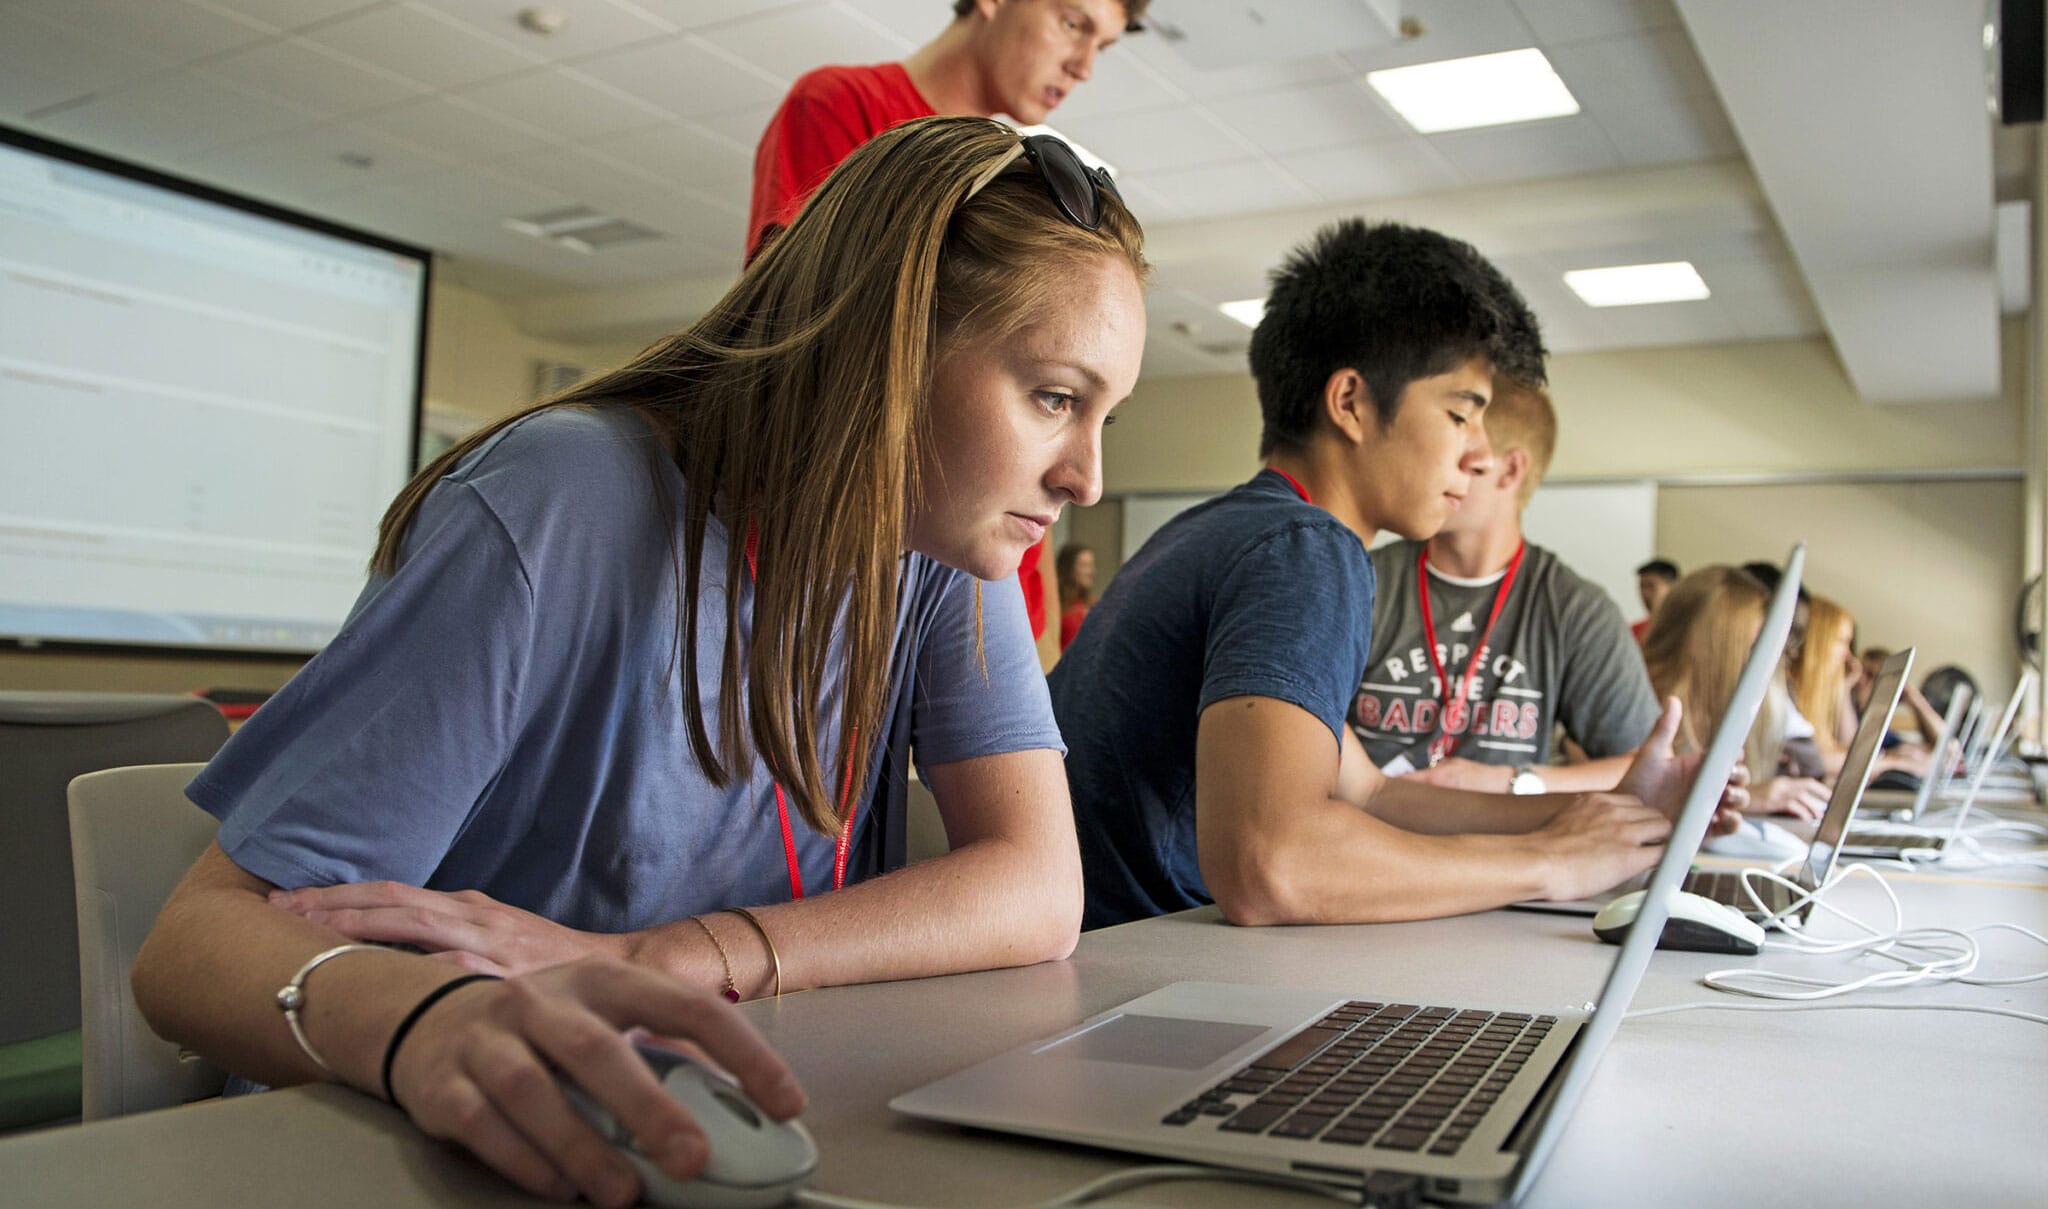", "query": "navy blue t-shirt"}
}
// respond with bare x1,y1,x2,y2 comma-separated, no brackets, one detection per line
1049,470,1376,929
